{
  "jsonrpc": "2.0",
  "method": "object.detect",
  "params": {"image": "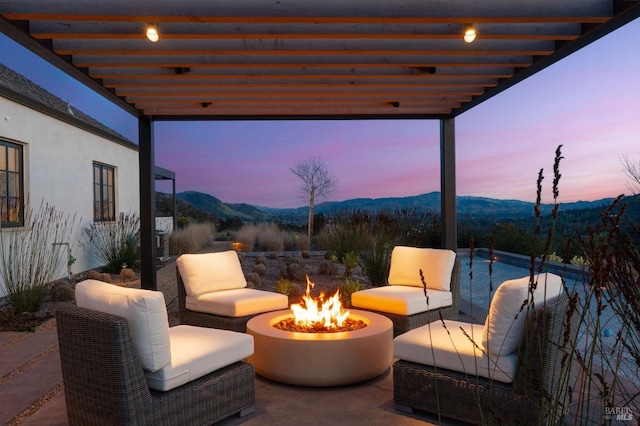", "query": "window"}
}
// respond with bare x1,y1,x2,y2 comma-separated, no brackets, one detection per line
93,162,115,221
0,140,24,227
